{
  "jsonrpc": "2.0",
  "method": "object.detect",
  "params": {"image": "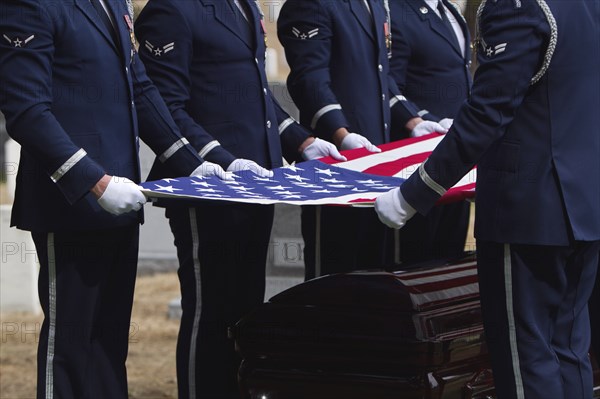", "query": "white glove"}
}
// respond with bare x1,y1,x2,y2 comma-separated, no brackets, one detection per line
340,133,382,153
97,176,147,216
302,138,347,161
191,161,231,180
410,121,448,138
438,118,454,131
227,158,274,178
374,187,417,229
